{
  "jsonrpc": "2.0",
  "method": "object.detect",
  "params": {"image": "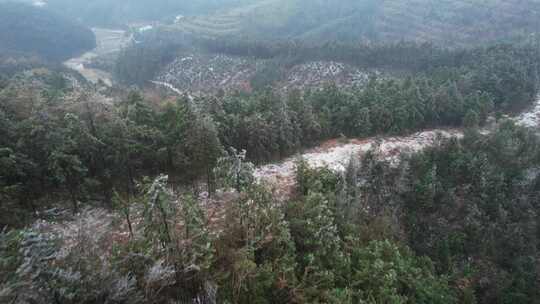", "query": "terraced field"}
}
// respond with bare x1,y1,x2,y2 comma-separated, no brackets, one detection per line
164,0,540,46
